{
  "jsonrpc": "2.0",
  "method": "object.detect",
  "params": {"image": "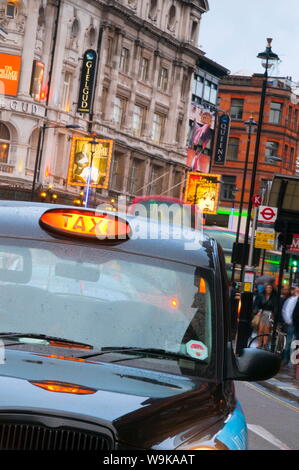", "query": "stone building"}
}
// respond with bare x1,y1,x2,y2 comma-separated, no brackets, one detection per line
0,0,209,204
